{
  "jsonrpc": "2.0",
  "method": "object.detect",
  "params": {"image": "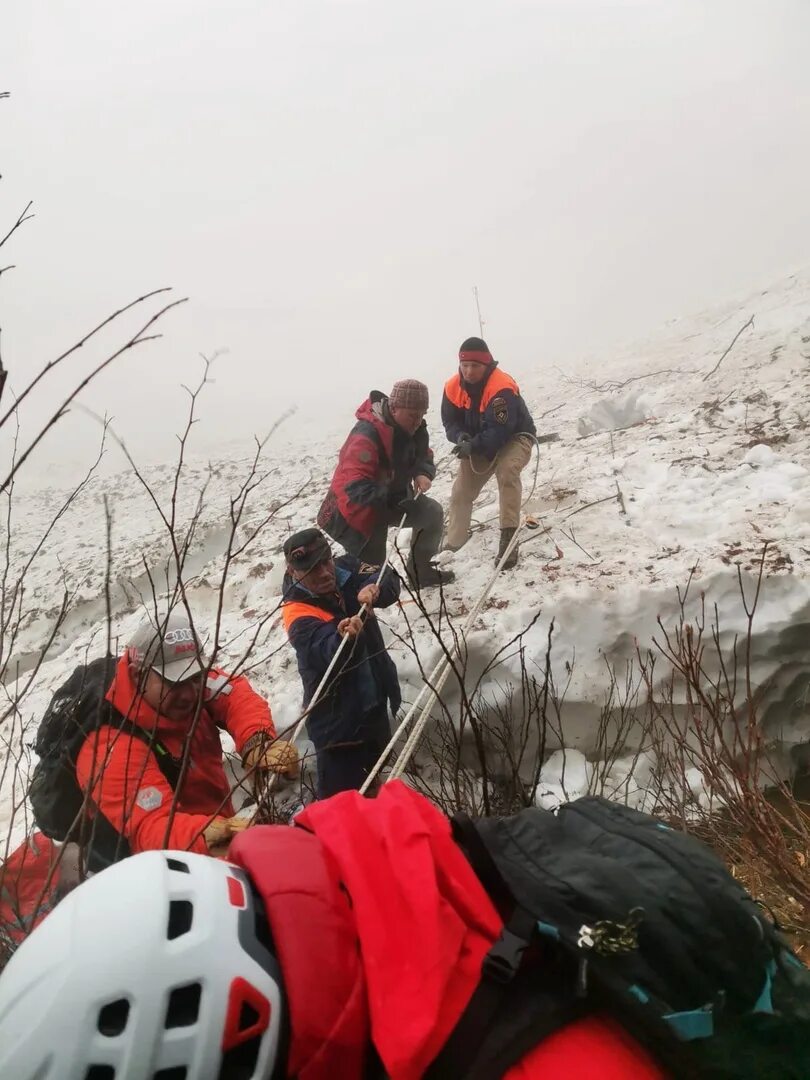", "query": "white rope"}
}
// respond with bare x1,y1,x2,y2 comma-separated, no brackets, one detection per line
360,515,539,790
358,648,448,794
385,517,534,782
468,433,543,509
